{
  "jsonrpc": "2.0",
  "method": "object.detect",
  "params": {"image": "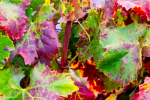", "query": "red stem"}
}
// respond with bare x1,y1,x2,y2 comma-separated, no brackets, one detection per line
61,21,72,68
